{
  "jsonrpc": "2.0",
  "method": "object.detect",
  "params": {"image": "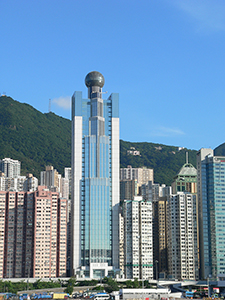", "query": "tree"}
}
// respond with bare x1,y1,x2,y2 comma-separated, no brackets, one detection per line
64,285,73,295
64,277,76,295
